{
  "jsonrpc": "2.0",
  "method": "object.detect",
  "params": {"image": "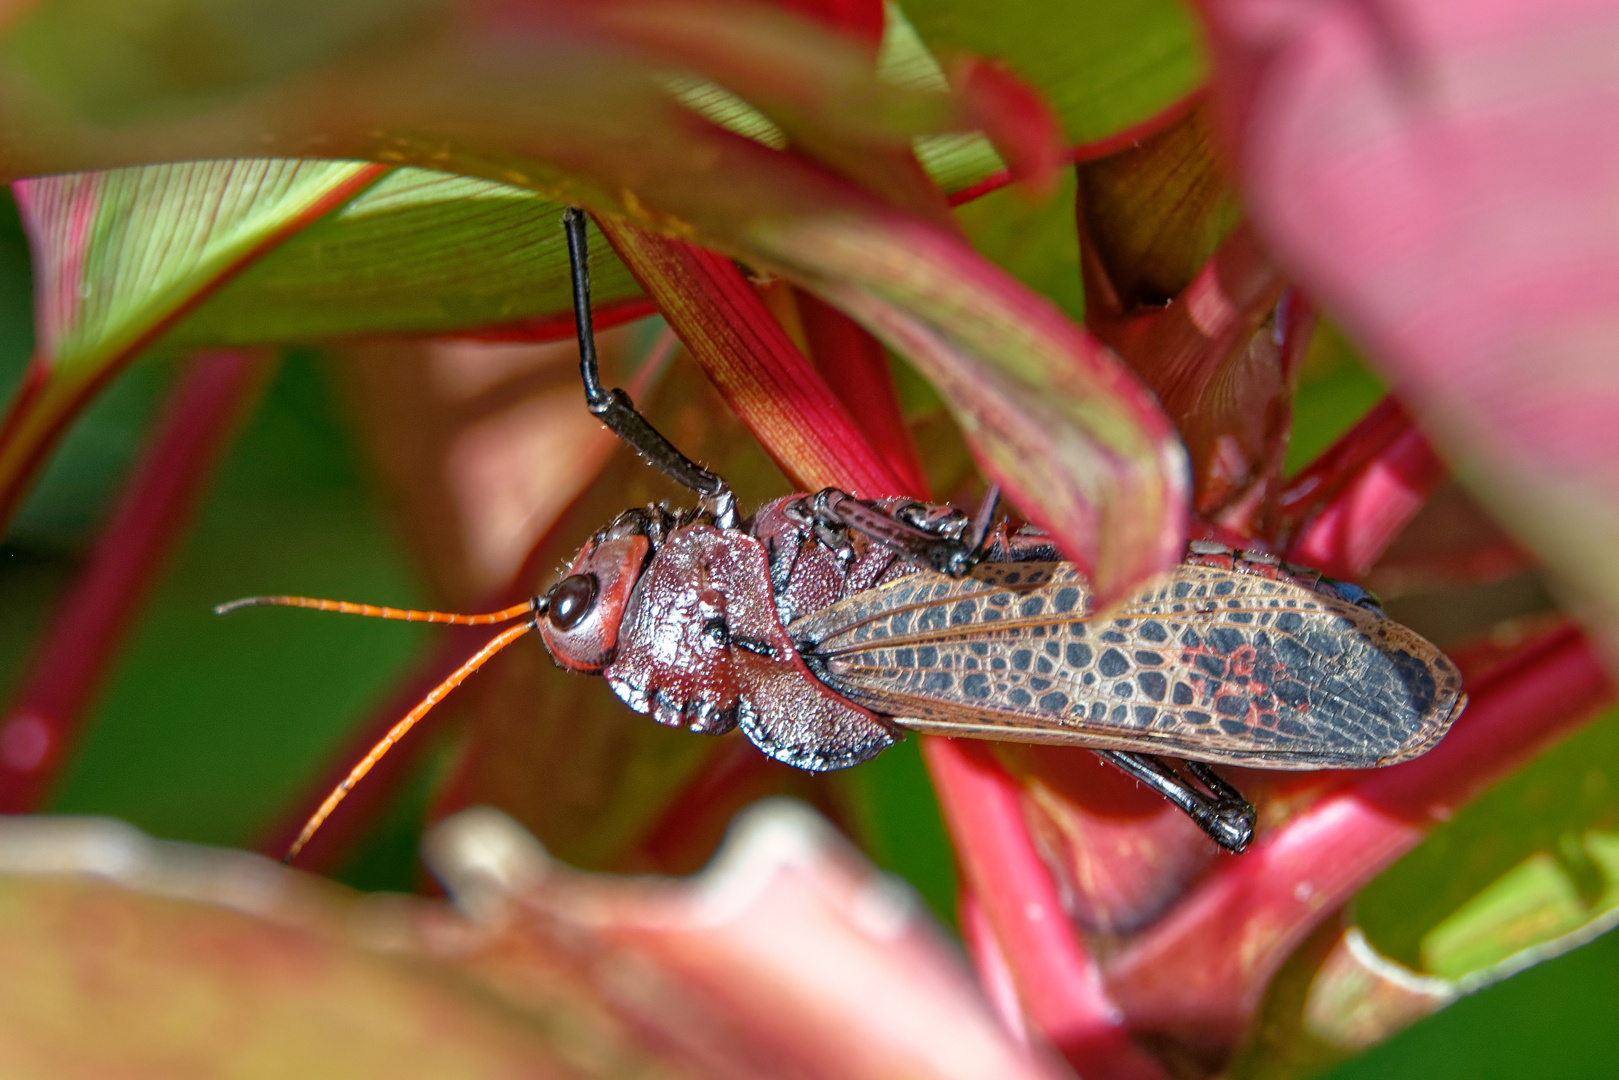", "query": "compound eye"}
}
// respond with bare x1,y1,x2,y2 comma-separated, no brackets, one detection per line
548,574,598,631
